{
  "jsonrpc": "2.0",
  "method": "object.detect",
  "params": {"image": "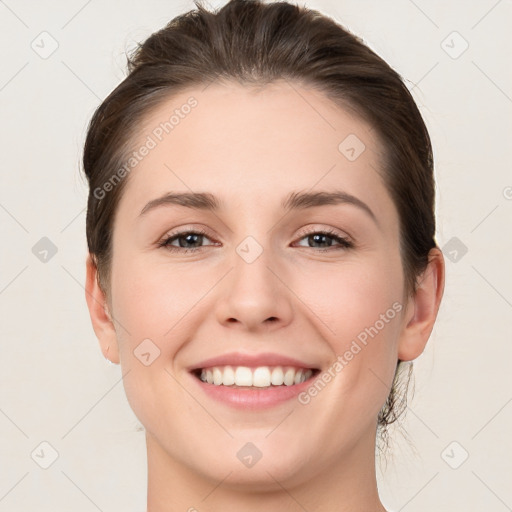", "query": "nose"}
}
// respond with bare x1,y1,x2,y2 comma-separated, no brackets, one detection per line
214,242,294,332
